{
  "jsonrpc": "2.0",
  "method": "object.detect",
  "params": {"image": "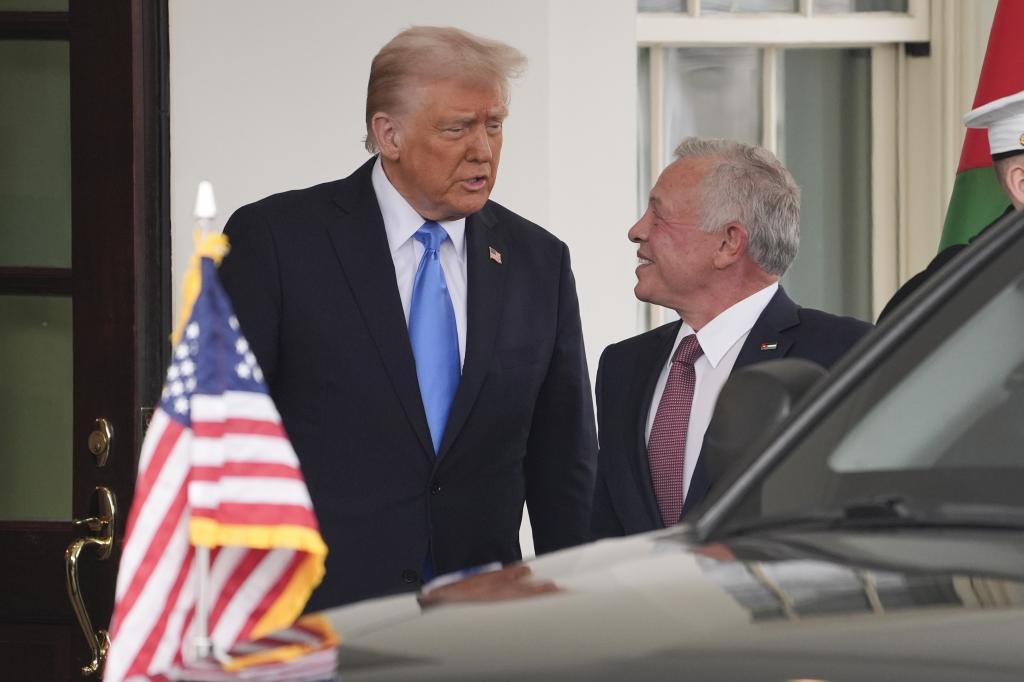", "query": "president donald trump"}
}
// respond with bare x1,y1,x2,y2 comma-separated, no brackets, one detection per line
220,26,597,609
